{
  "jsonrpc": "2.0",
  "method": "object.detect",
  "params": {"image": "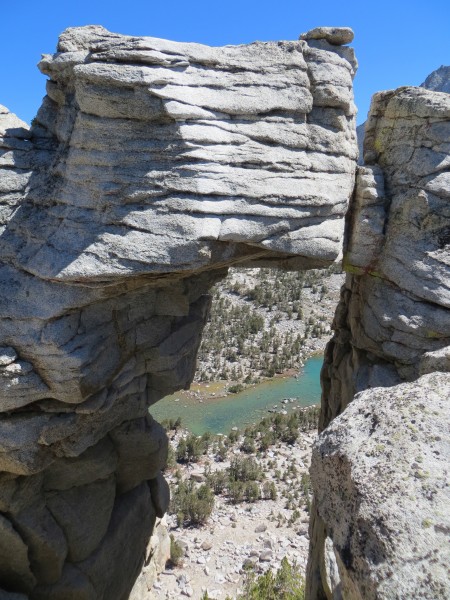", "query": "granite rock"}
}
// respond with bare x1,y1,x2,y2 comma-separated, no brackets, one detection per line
308,85,450,599
312,373,450,600
0,25,358,598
